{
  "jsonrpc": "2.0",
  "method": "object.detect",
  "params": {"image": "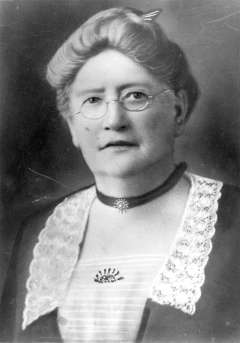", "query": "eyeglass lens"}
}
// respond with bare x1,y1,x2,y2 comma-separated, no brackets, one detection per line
81,95,149,118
